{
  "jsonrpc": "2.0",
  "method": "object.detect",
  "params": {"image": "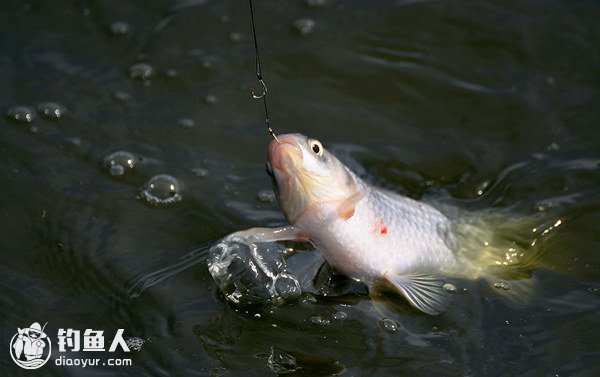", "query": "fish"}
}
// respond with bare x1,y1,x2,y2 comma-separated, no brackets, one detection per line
13,328,24,358
231,133,540,314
